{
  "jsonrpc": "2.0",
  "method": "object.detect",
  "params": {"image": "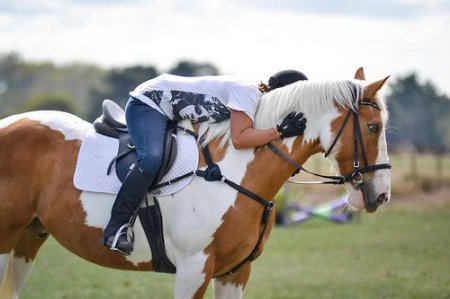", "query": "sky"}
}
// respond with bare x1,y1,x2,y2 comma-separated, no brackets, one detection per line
1,0,449,96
